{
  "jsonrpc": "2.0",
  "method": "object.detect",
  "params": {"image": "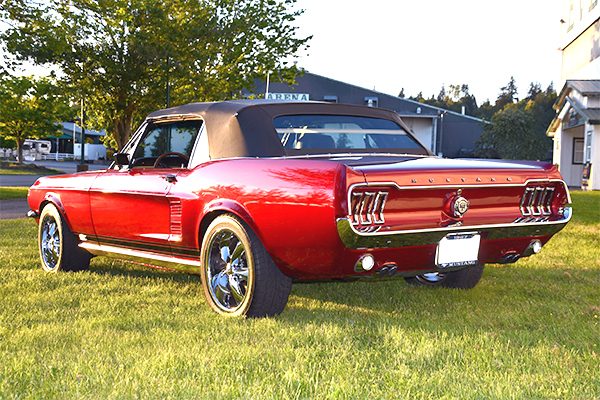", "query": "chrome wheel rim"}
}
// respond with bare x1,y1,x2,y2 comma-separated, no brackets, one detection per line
206,229,250,313
40,214,60,270
416,272,446,284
